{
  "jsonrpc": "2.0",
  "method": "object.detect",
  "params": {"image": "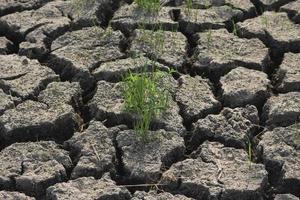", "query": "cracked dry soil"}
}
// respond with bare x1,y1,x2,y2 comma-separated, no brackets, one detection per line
0,0,299,199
